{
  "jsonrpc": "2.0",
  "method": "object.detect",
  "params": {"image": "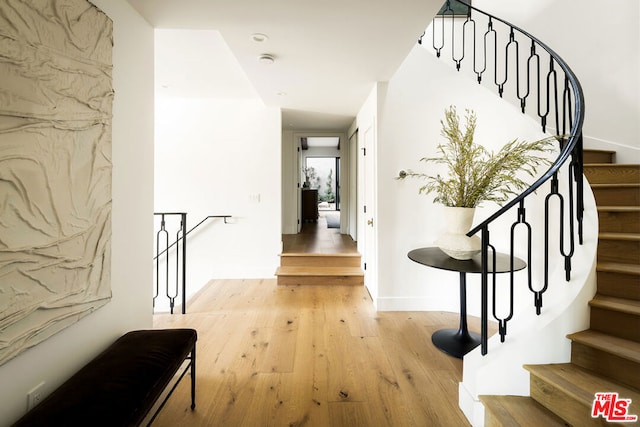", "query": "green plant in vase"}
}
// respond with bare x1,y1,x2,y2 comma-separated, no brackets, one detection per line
398,105,556,259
